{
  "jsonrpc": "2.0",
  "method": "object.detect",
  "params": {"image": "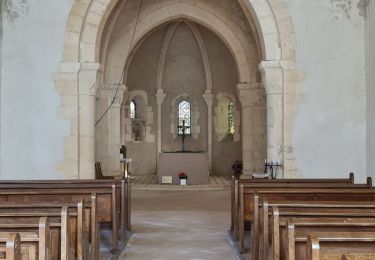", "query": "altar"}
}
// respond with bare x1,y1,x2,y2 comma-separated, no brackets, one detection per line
157,152,209,185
